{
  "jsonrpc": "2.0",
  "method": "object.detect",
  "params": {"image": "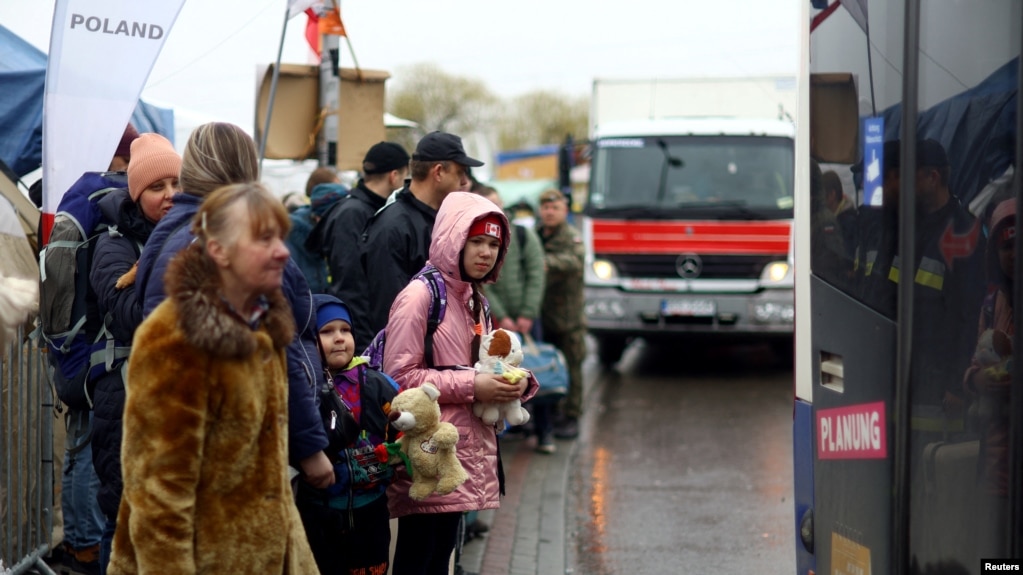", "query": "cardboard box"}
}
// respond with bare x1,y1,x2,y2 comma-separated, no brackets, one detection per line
255,63,320,160
810,73,860,164
255,64,390,169
336,67,390,171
